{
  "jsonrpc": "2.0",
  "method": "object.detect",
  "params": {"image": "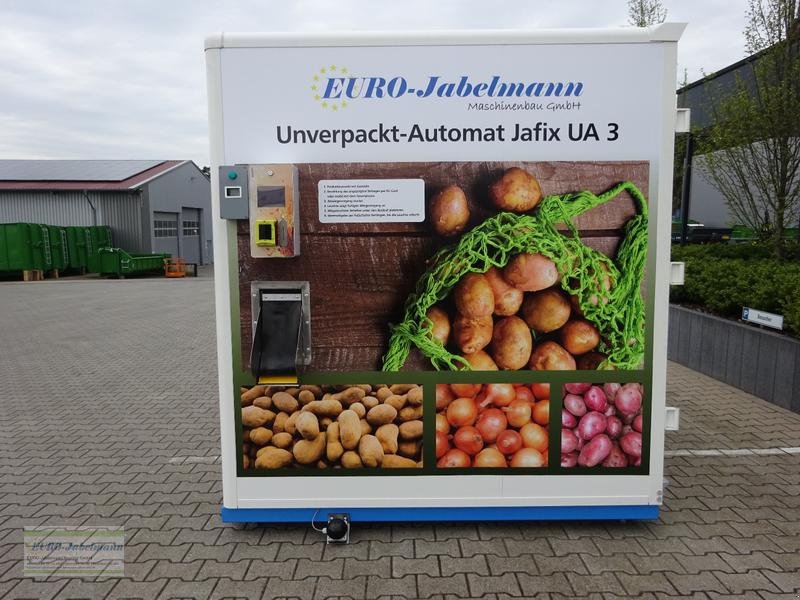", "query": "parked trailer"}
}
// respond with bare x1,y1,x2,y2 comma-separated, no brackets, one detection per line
46,225,69,273
64,226,90,271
